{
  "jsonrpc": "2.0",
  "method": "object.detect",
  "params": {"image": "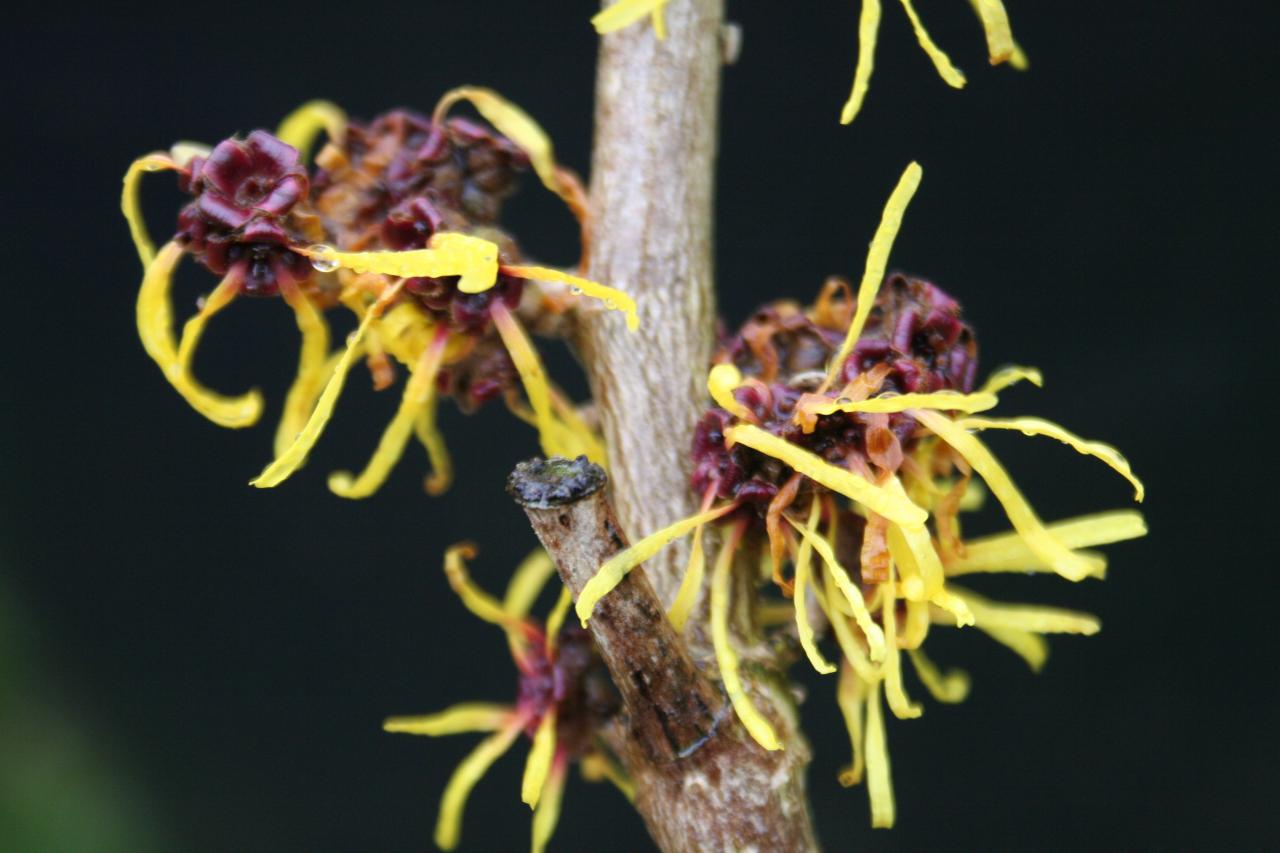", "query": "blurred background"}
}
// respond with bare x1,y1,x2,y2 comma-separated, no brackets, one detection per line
3,1,1274,850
